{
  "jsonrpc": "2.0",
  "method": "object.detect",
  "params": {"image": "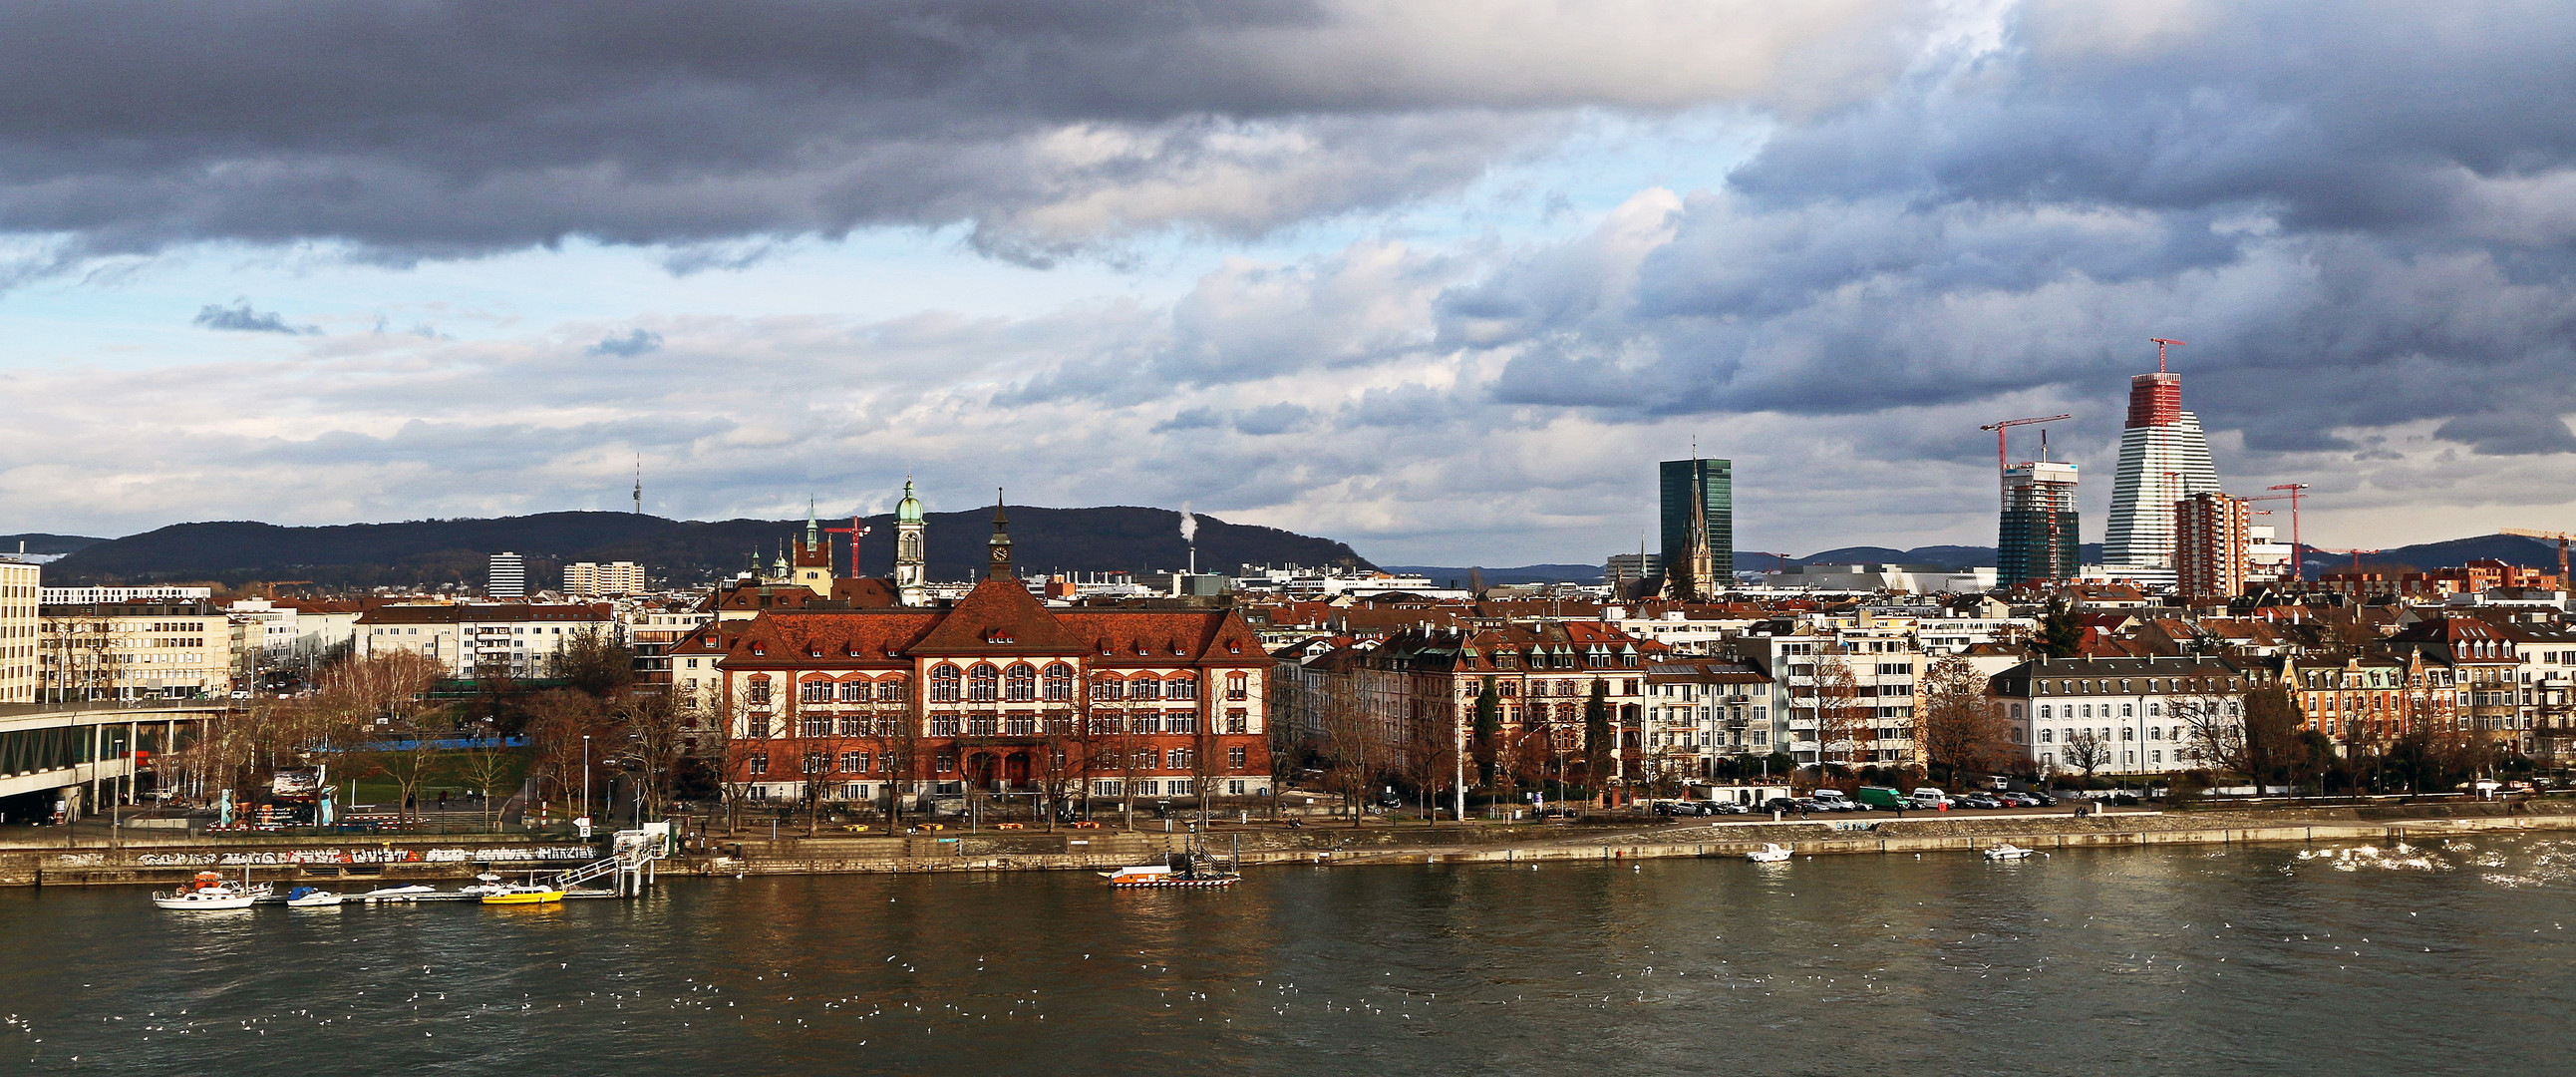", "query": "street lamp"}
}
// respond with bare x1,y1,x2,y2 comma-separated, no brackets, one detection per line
582,734,592,826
